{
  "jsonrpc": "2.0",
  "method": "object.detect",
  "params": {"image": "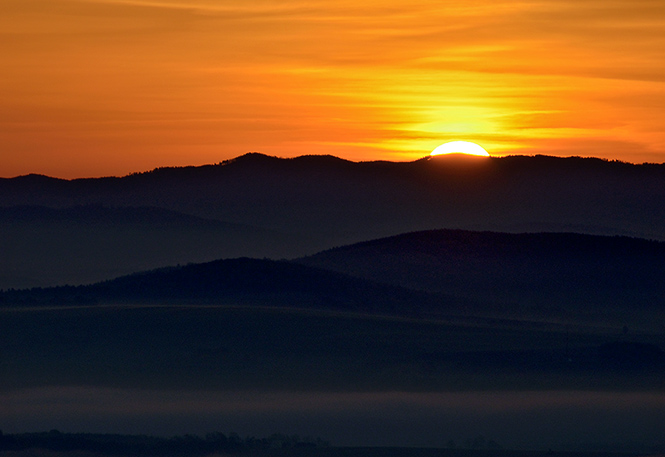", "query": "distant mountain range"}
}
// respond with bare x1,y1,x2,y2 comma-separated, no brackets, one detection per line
3,154,665,444
1,153,664,289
